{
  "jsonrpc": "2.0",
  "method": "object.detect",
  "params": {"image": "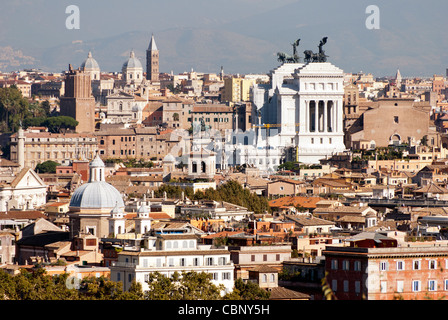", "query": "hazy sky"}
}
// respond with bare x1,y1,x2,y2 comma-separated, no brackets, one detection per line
1,0,447,76
0,0,298,47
